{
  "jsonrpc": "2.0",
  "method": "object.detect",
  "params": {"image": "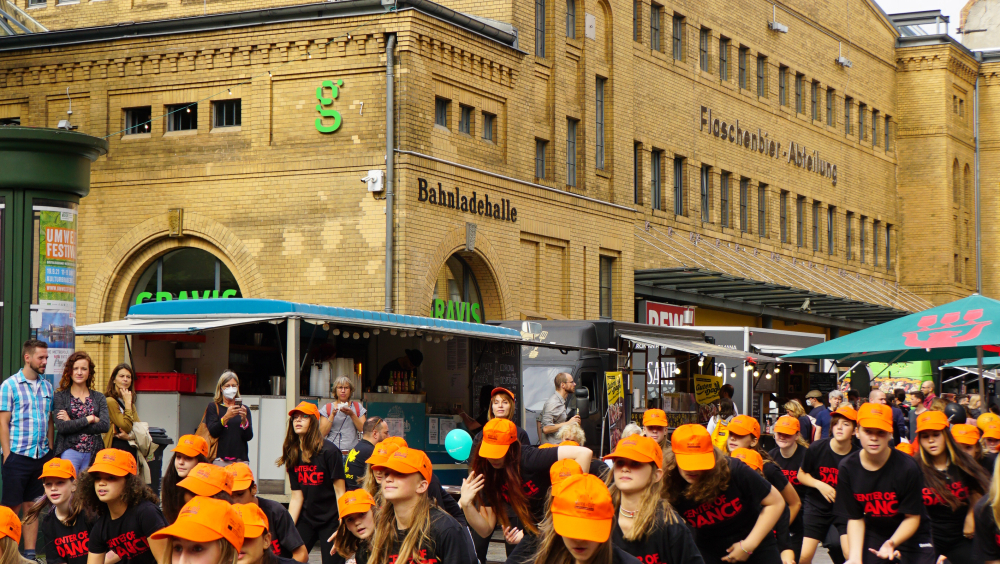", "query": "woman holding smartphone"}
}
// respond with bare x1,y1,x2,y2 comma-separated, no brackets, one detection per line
205,371,253,465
